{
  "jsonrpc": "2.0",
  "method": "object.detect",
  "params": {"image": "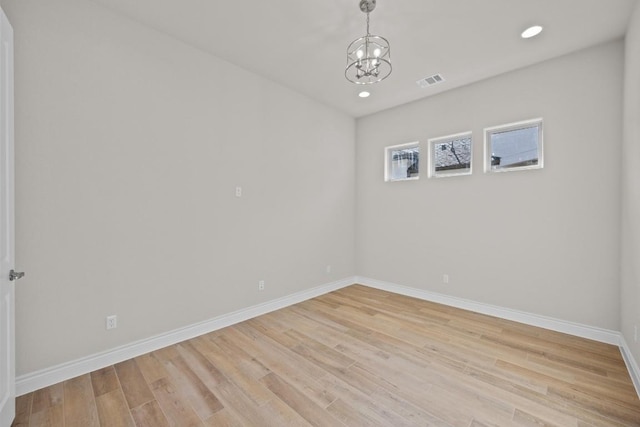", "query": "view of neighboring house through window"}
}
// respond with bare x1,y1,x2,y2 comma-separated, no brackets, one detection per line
485,118,543,172
428,132,472,178
385,142,419,181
